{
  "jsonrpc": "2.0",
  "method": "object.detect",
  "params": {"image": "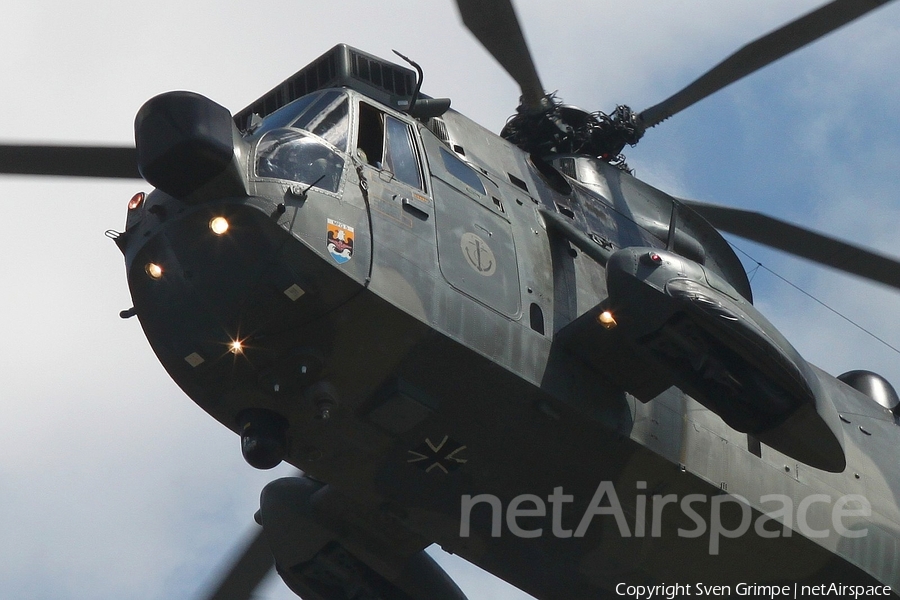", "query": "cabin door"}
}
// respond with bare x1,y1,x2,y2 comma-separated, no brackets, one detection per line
421,133,520,318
